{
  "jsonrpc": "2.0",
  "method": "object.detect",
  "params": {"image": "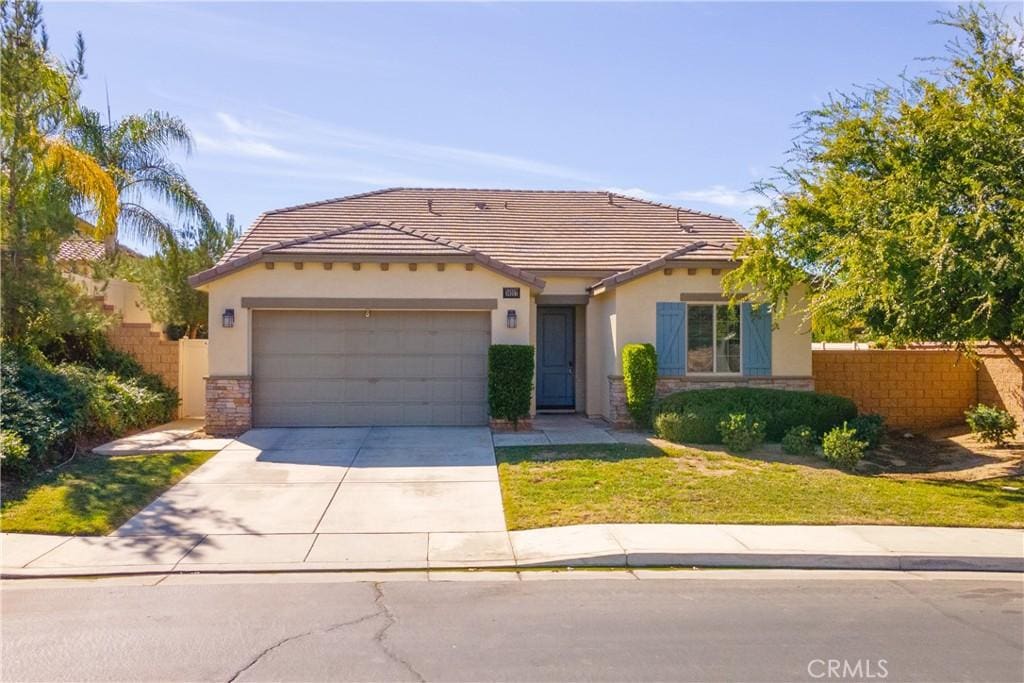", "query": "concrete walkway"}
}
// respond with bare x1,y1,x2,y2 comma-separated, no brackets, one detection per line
3,524,1021,577
91,419,232,455
493,414,649,447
